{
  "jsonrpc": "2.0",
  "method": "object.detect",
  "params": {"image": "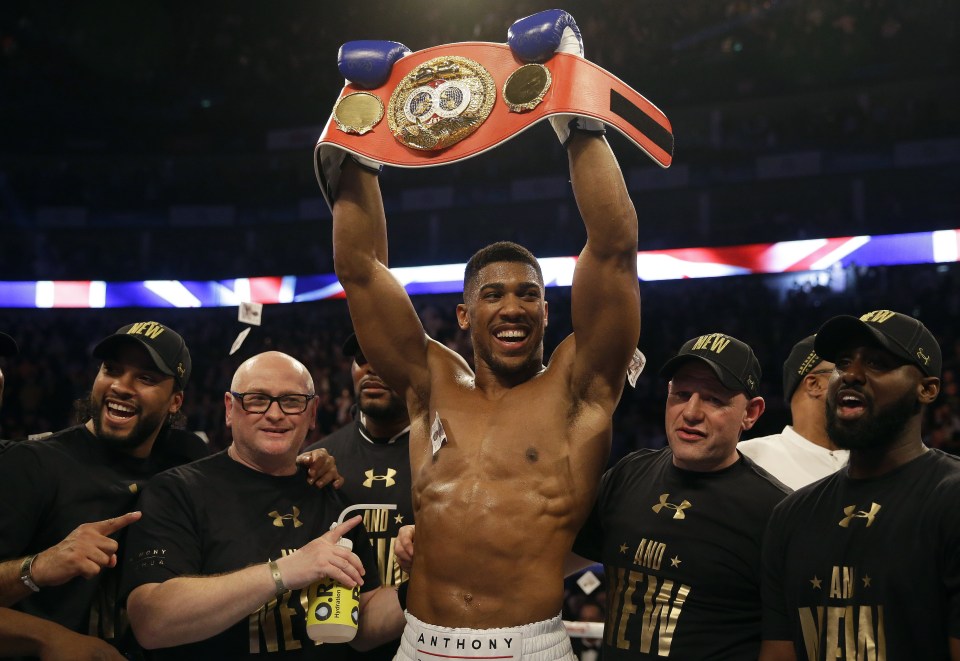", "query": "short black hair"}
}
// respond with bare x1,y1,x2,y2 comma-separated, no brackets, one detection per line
463,241,543,297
